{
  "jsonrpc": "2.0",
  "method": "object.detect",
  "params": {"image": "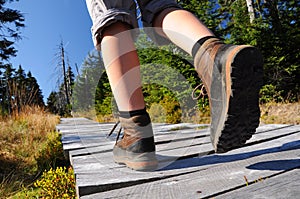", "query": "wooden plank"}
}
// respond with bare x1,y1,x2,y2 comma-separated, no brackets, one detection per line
57,124,113,133
57,120,210,165
68,133,210,159
72,127,300,172
217,169,300,199
57,118,299,198
75,129,300,197
65,124,298,172
57,120,296,168
60,122,292,160
57,118,290,154
68,124,299,168
59,123,211,159
79,132,300,198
